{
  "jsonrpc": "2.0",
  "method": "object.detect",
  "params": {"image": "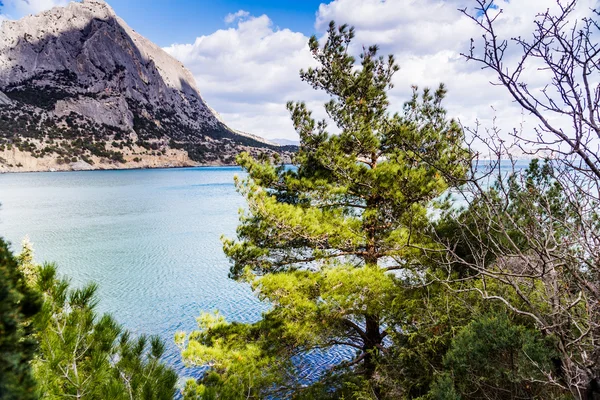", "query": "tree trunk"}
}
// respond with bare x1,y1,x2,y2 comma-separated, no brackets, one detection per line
363,313,382,397
362,195,383,395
